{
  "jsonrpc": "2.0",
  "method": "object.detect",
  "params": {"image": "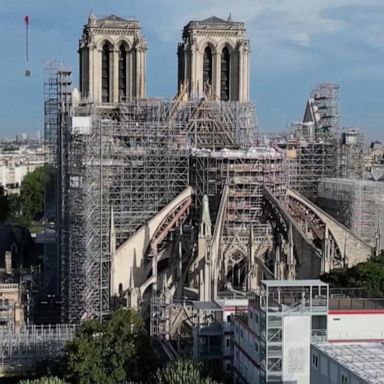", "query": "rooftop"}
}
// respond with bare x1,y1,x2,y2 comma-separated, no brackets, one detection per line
87,13,140,27
261,279,327,287
314,343,384,384
191,147,283,160
320,177,384,187
193,301,222,312
184,15,245,31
